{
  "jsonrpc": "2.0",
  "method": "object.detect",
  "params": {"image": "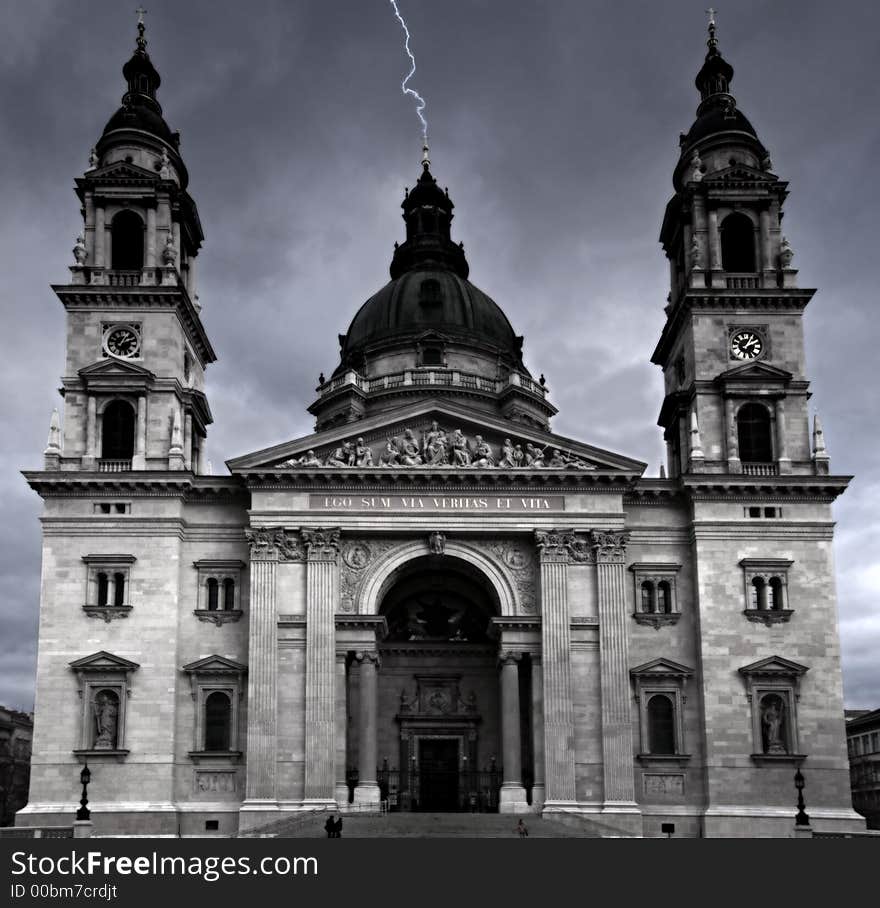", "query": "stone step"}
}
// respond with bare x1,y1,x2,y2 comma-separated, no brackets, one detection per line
259,812,604,838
